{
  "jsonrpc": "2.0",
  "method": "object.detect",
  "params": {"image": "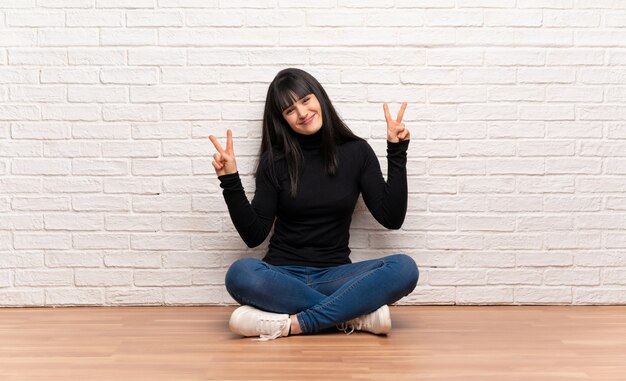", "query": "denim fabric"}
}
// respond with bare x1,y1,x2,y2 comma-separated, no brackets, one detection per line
224,254,419,333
